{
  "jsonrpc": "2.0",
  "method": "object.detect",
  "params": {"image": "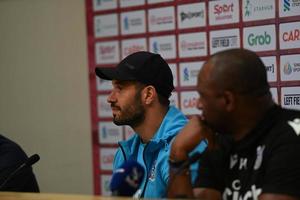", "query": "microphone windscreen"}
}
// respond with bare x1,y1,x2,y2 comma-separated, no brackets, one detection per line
110,160,144,196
